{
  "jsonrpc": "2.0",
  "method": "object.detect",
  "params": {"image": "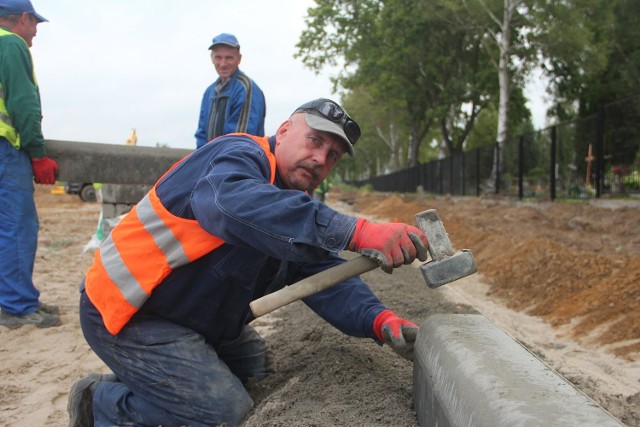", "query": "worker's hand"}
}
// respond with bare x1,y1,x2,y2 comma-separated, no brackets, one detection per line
348,218,428,273
31,157,59,185
374,310,418,361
